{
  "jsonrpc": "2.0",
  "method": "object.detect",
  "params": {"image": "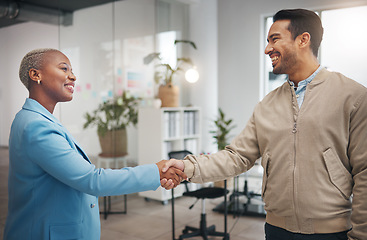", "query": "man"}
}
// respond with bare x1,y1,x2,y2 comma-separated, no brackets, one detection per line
162,9,367,240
